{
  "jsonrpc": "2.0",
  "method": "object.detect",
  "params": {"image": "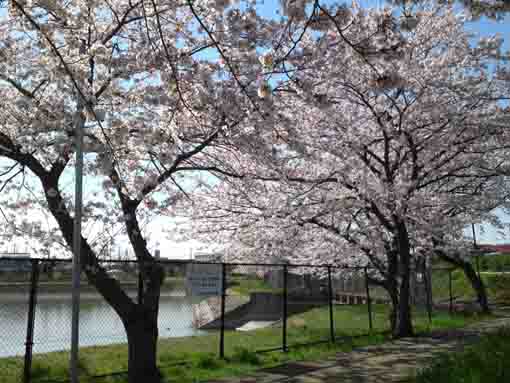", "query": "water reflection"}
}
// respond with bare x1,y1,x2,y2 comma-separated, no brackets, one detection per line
0,296,203,357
